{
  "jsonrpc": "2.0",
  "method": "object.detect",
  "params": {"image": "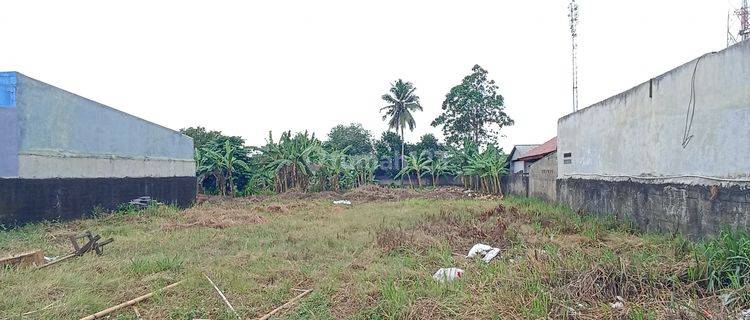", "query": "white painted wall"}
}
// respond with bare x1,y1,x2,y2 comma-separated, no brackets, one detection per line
558,41,750,185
